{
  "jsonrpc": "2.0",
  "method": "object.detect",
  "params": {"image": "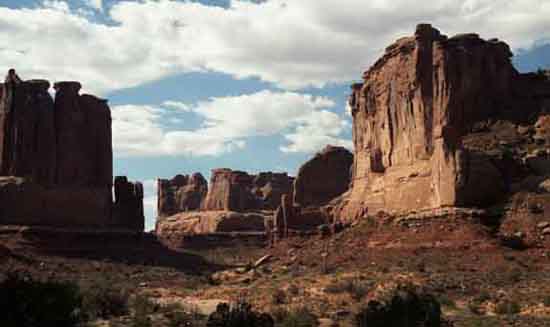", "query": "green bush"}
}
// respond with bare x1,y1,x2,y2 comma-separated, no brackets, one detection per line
80,278,129,320
272,289,287,305
206,301,274,327
0,272,82,327
494,300,521,315
278,307,318,327
324,278,371,301
355,285,441,327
